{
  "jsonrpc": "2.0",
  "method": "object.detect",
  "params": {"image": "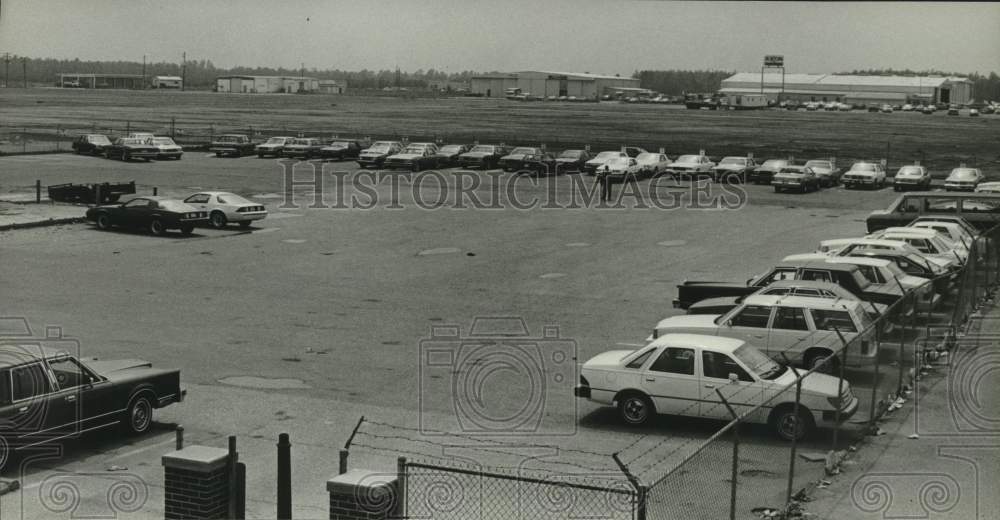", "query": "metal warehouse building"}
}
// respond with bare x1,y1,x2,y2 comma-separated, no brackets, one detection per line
470,71,640,100
719,73,973,106
215,75,320,94
58,73,146,89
